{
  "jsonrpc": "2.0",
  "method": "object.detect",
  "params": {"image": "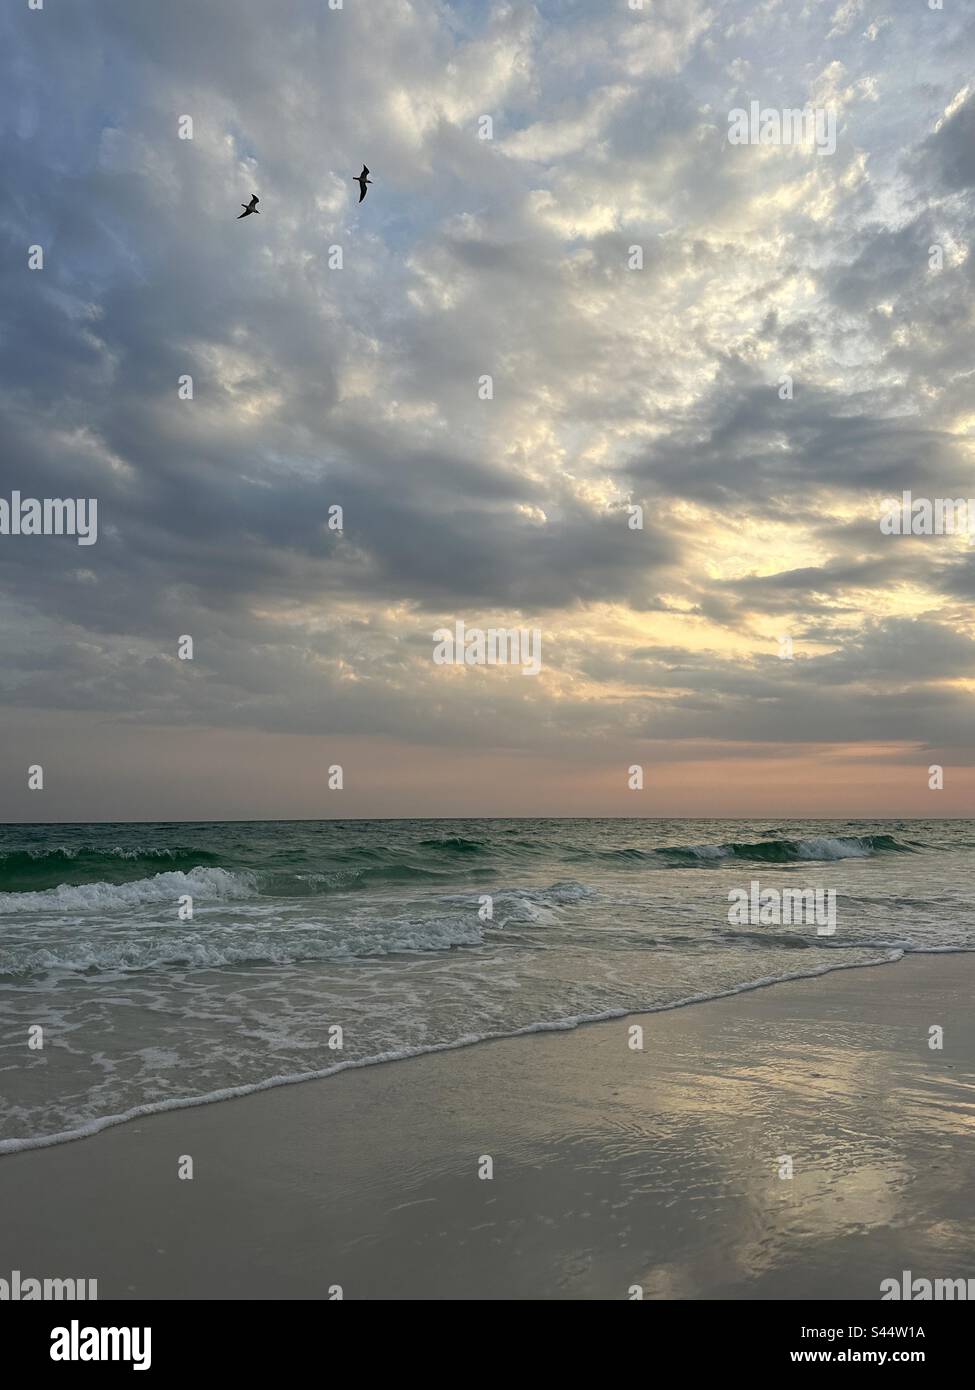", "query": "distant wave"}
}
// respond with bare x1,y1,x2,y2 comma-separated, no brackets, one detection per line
0,830,923,904
654,834,915,865
0,845,219,862
417,835,488,853
0,846,221,892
